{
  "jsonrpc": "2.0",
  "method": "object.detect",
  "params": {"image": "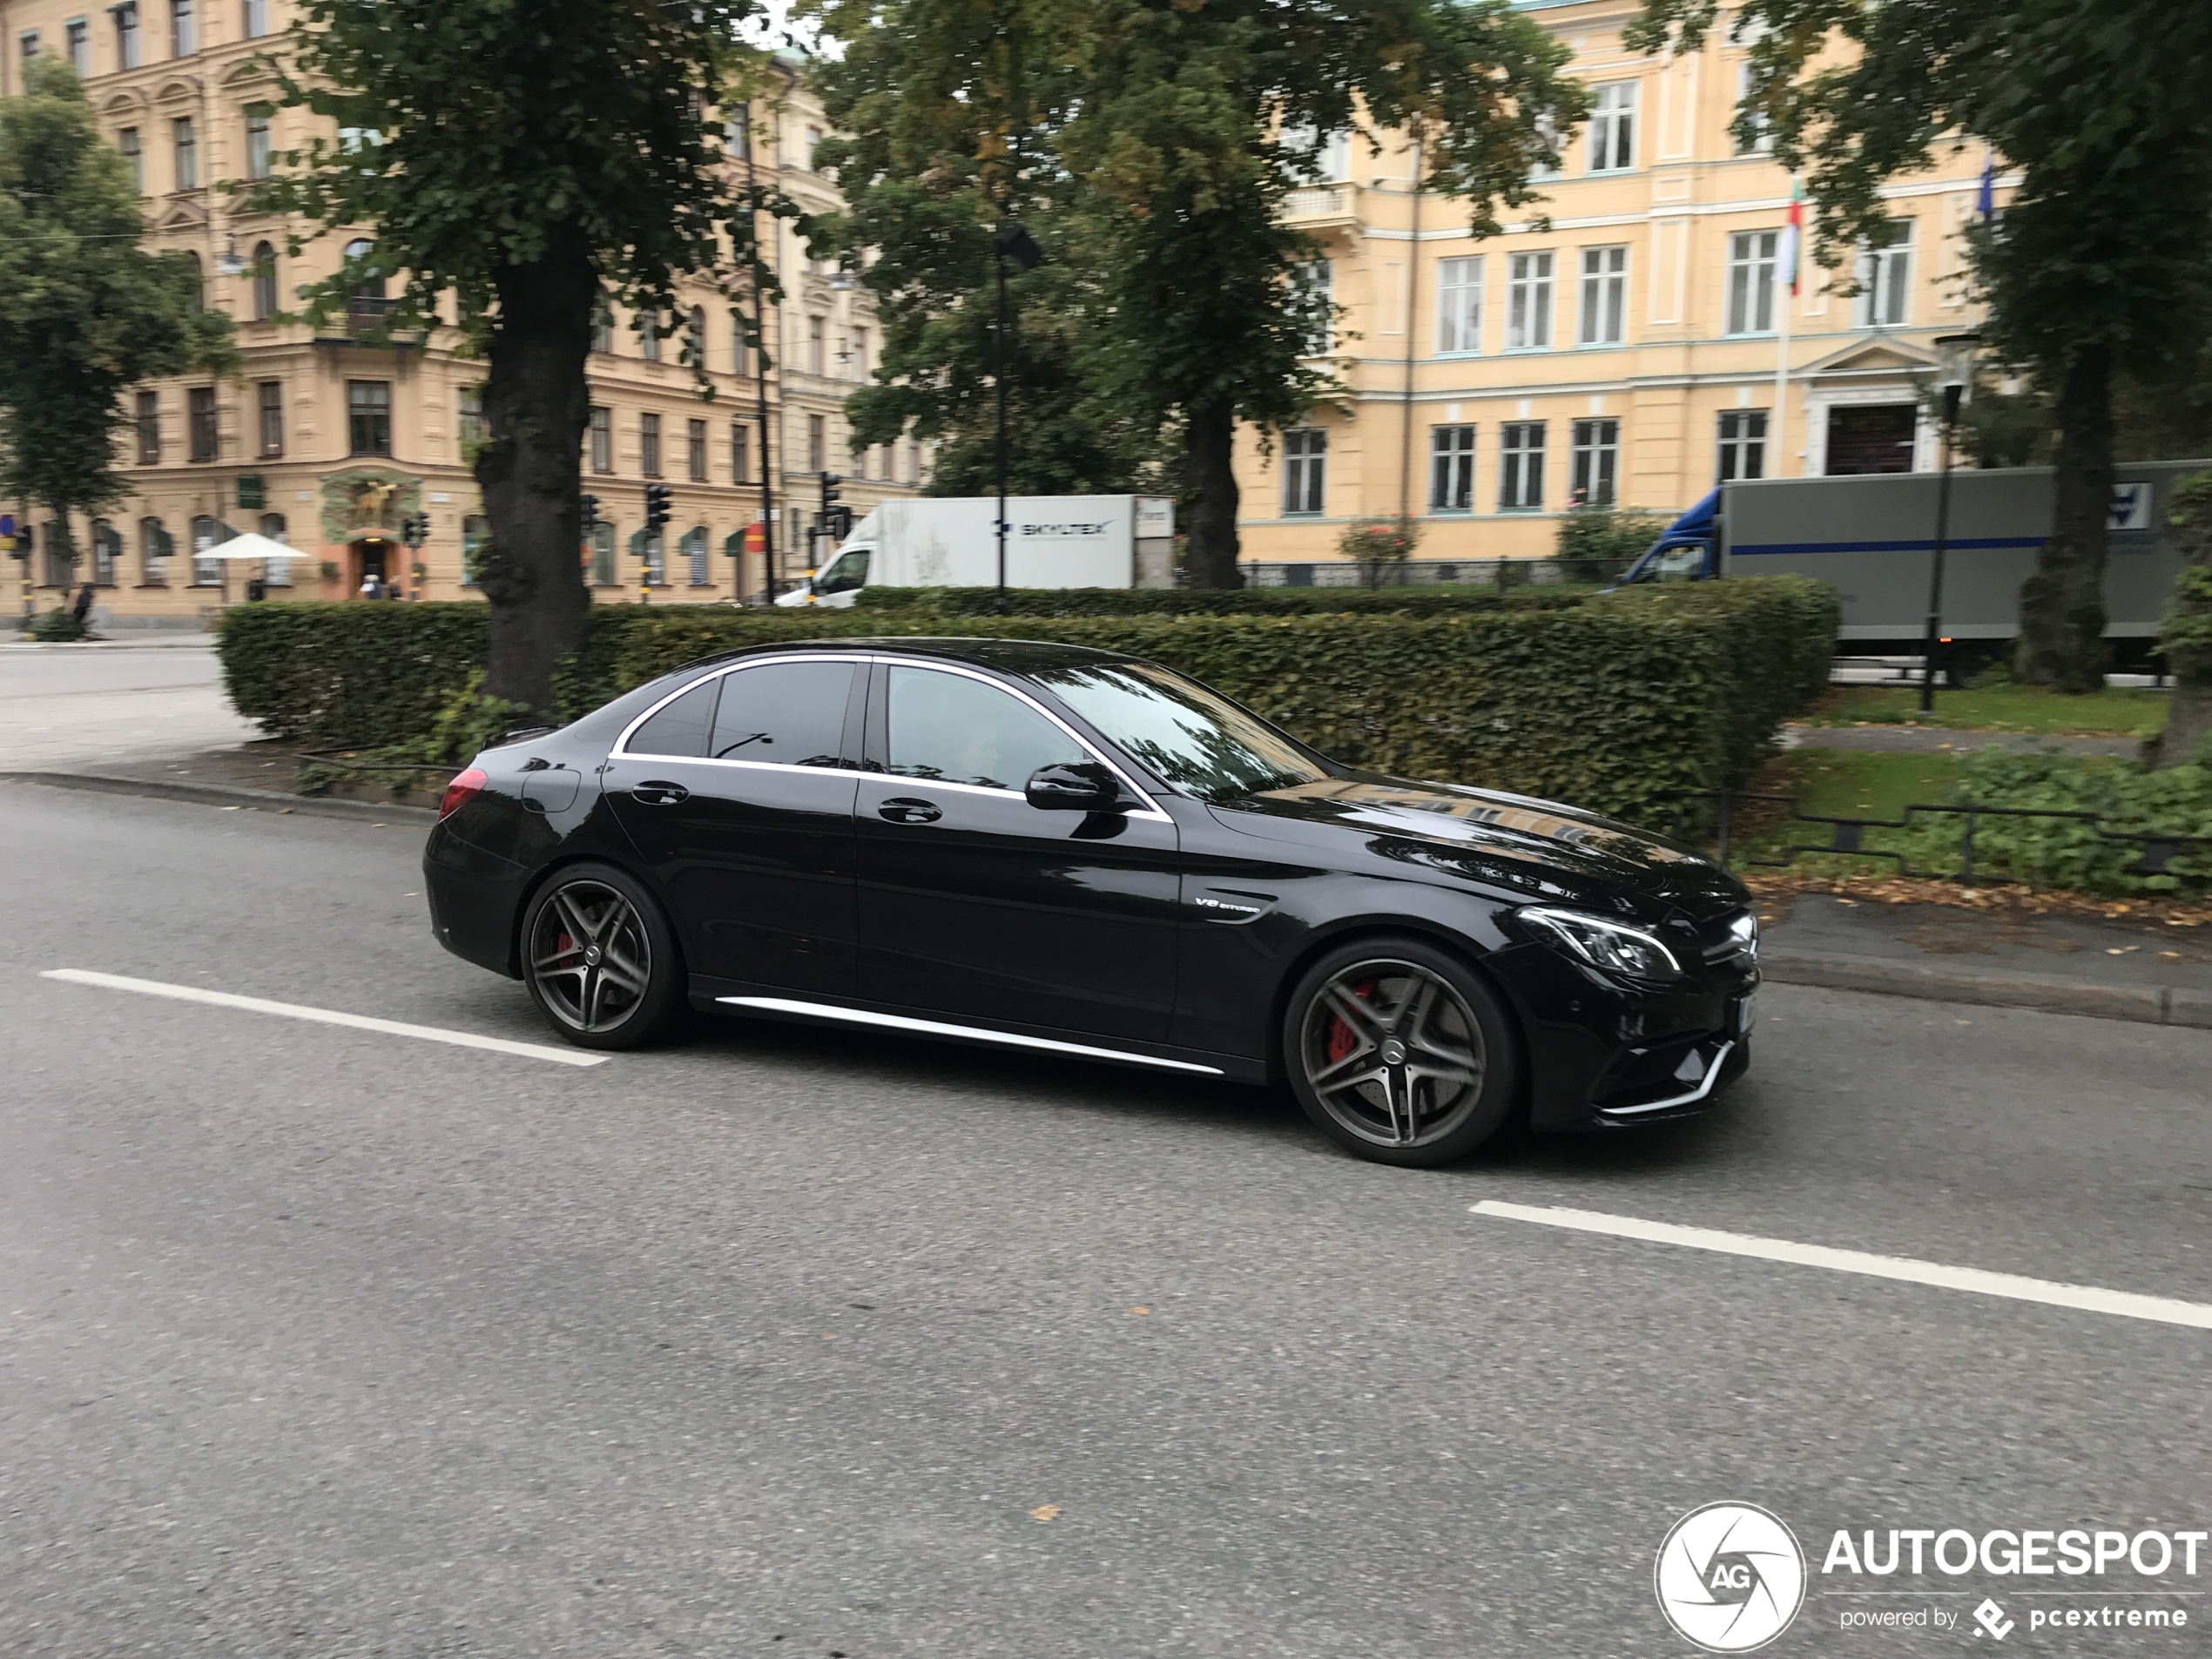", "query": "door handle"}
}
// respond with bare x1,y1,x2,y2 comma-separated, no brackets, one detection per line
877,797,941,825
631,780,691,806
